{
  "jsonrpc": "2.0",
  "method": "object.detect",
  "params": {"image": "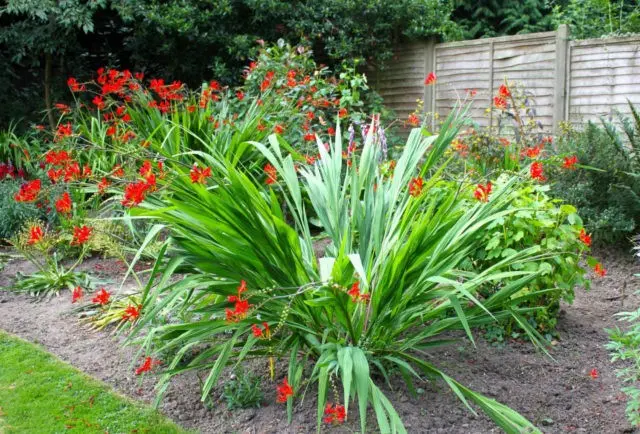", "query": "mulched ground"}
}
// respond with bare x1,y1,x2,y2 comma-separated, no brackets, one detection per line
0,248,638,434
